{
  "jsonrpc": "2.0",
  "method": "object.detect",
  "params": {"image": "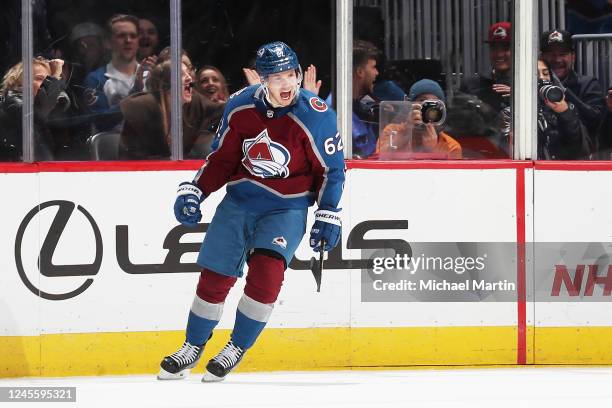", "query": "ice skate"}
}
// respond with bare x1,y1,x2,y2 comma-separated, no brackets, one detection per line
157,341,204,380
202,340,245,382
